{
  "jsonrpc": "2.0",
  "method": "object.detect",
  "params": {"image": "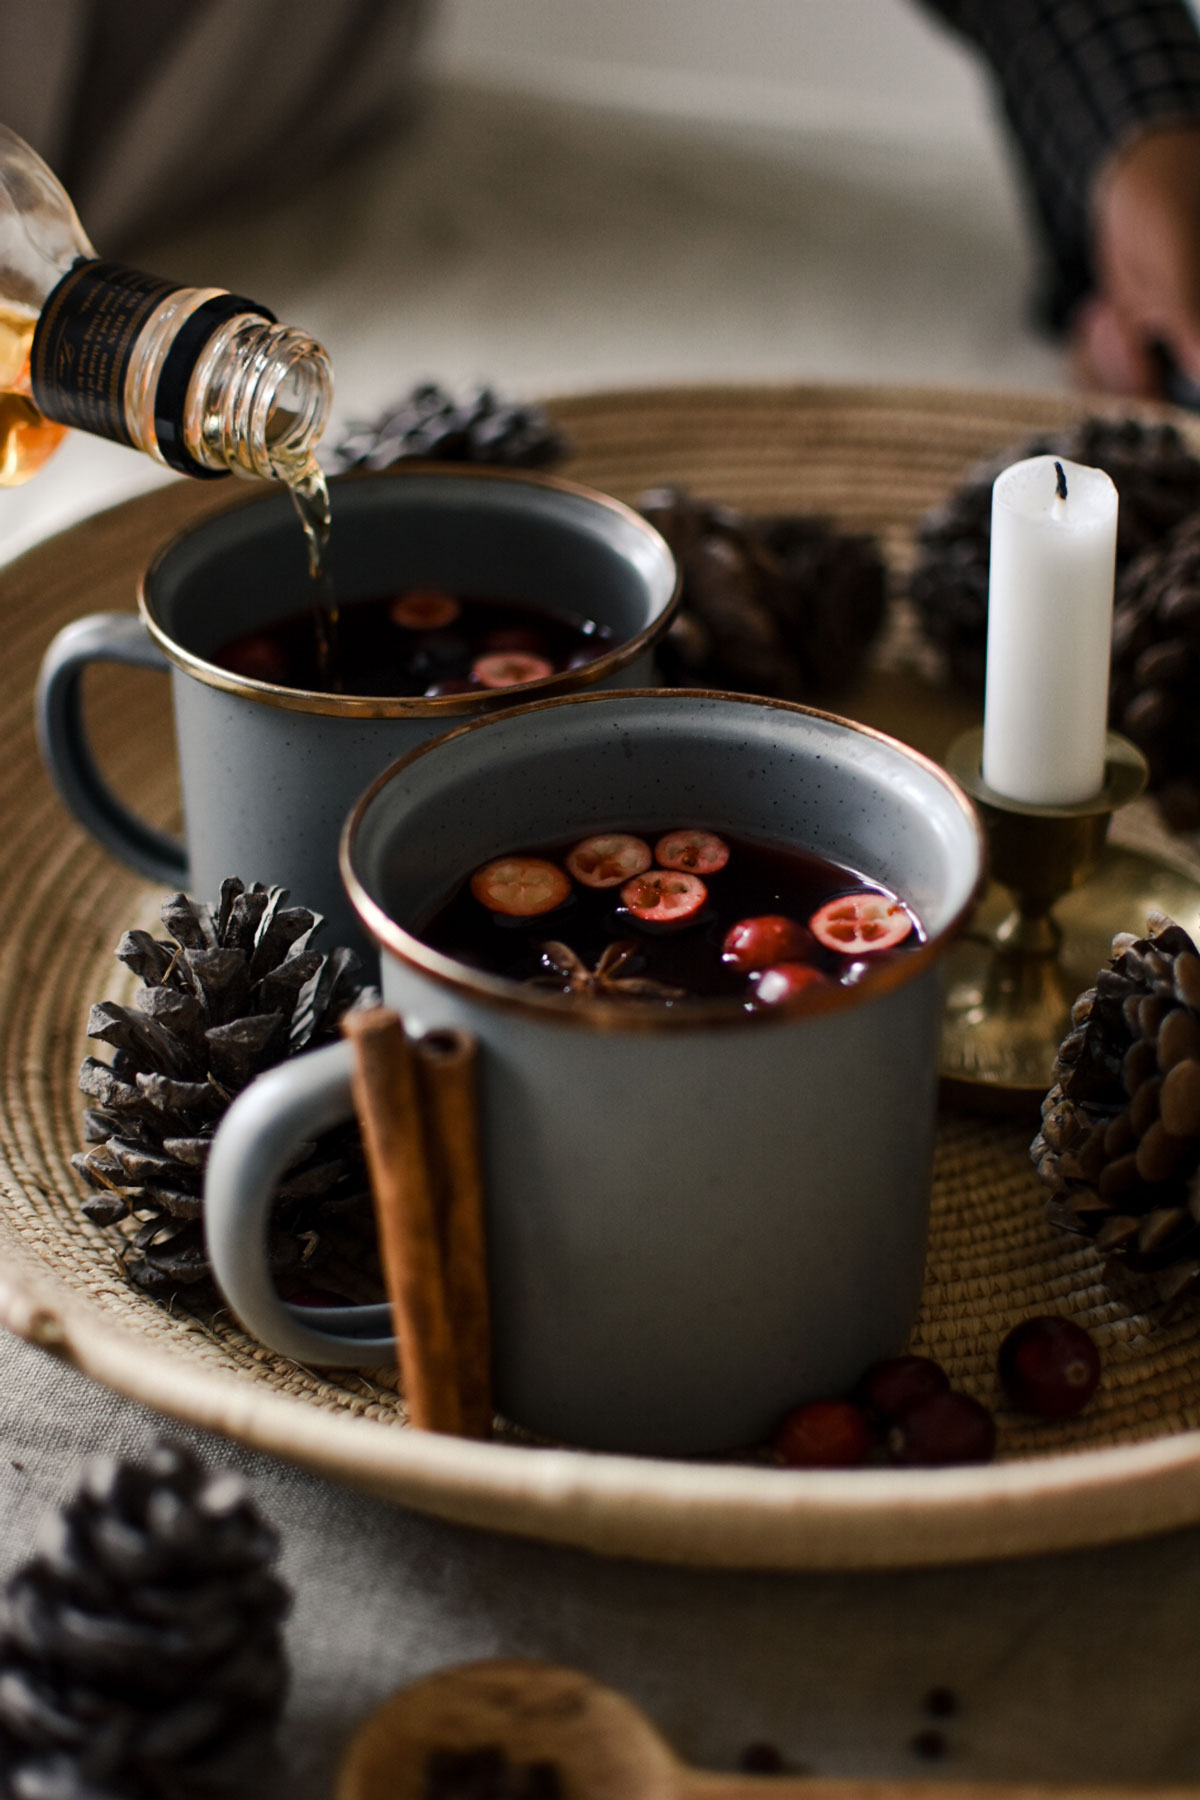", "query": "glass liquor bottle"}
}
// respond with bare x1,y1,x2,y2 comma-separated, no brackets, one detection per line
0,124,331,489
